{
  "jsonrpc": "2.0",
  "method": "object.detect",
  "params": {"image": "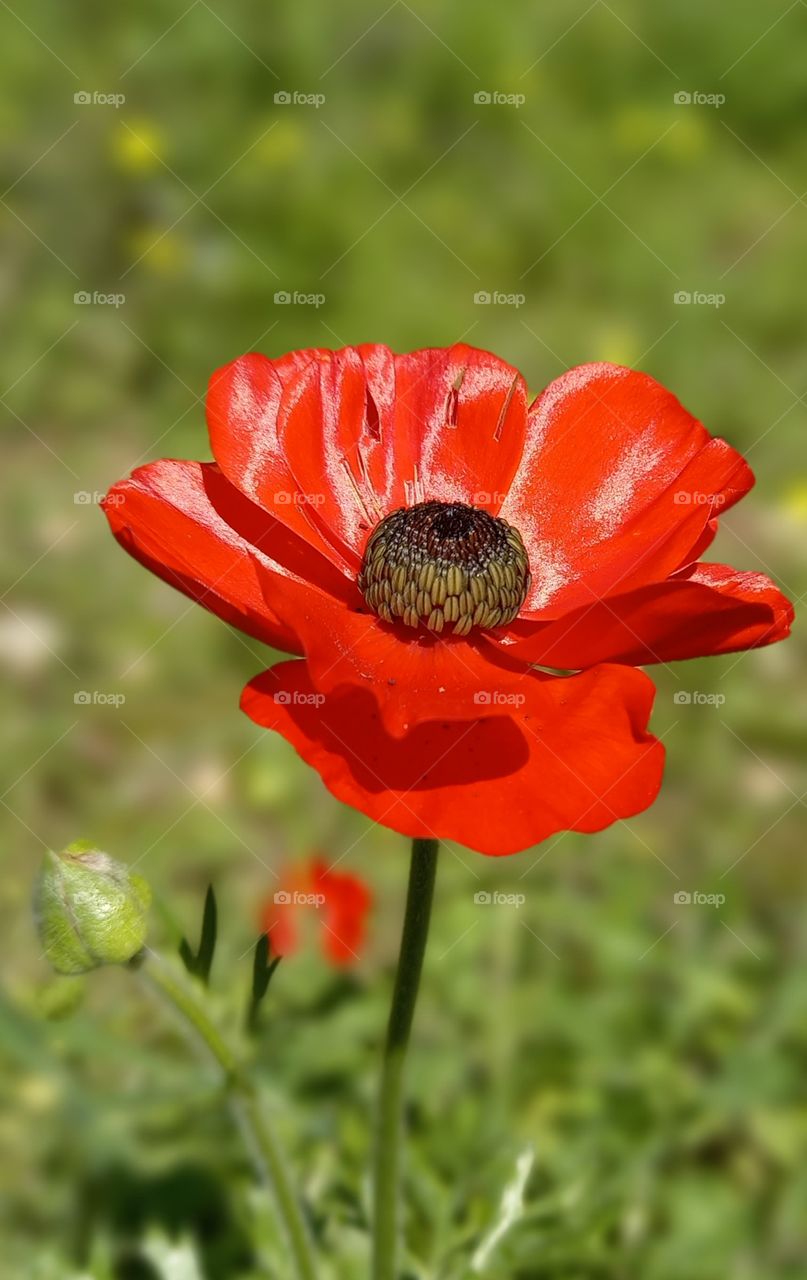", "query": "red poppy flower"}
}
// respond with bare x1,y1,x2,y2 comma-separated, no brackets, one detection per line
104,344,793,856
260,857,372,966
